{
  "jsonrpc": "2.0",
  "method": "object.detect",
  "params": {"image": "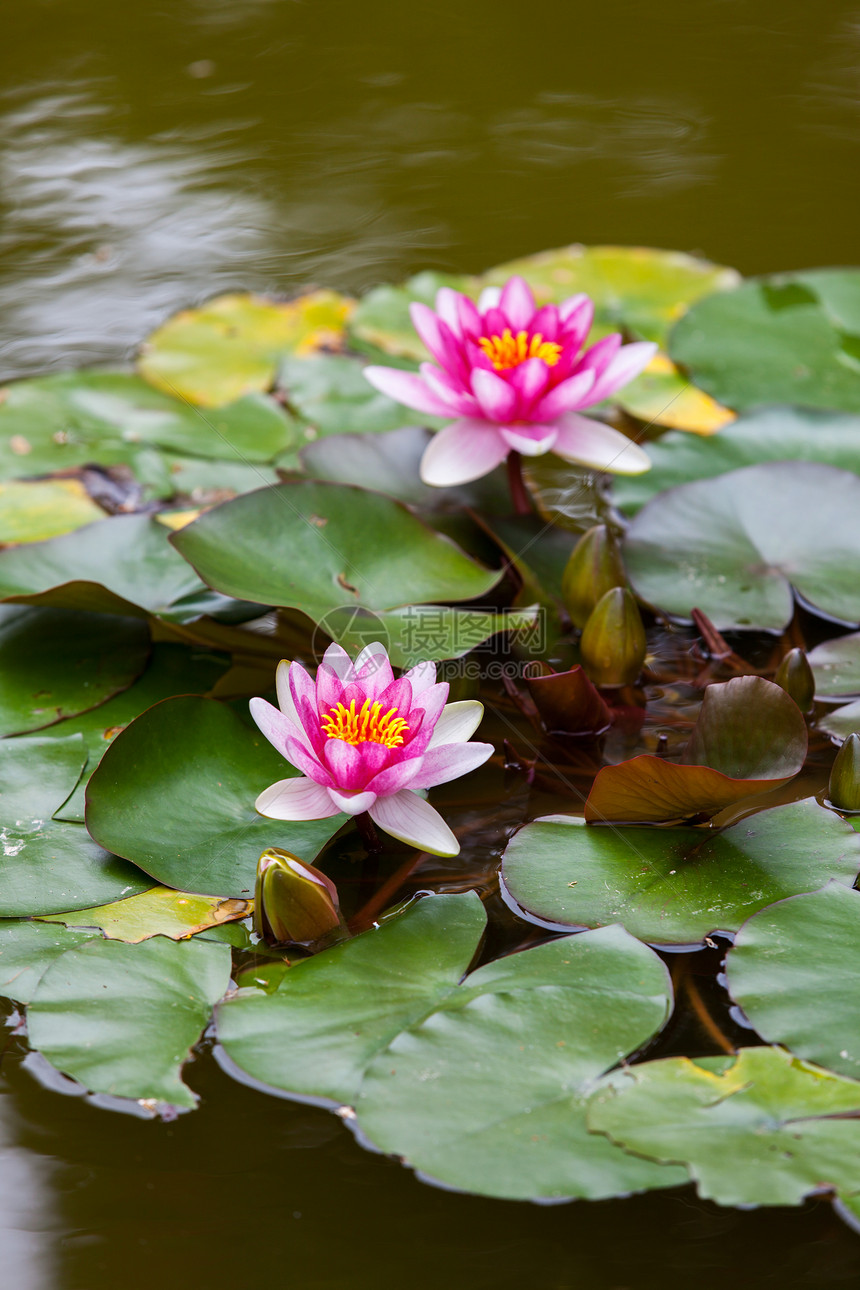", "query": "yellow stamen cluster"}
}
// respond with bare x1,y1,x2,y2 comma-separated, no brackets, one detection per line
478,329,562,371
321,698,409,749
